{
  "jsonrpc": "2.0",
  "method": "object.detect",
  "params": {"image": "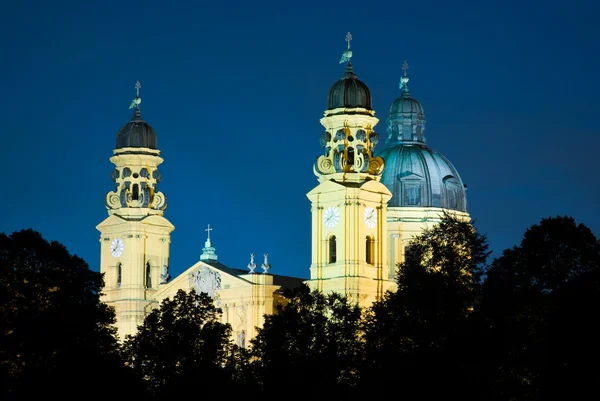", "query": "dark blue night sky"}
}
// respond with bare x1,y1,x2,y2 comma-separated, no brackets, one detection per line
1,0,598,280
